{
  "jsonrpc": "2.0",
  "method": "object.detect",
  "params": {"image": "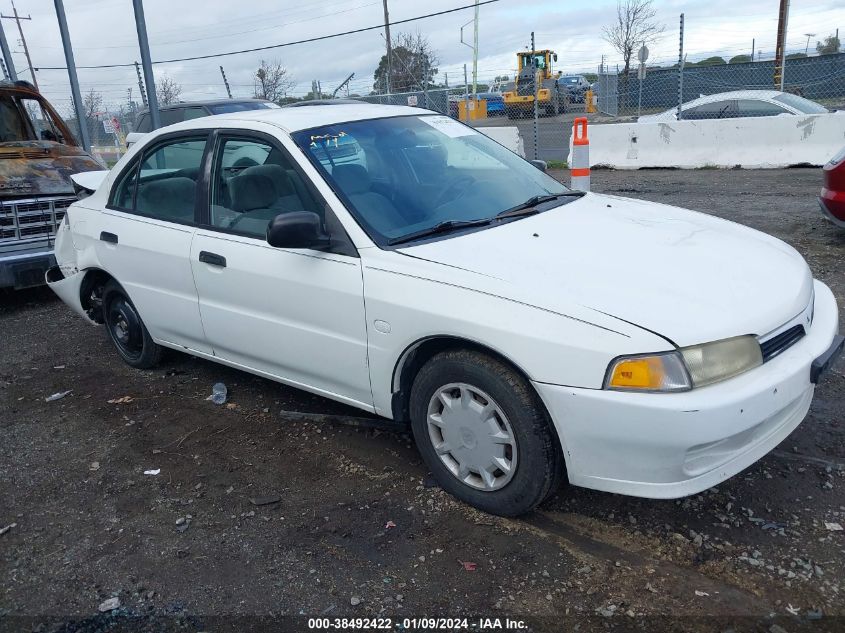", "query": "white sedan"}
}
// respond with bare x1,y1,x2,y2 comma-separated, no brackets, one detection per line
47,104,843,516
638,89,830,122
